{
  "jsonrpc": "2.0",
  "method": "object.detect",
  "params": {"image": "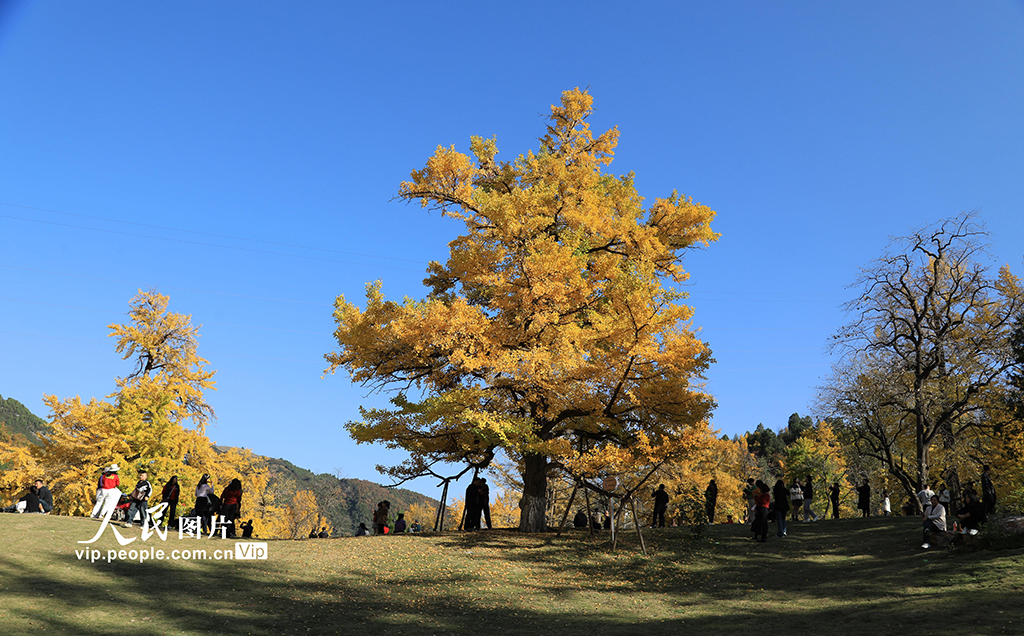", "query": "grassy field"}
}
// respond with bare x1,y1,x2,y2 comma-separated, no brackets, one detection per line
1,513,1021,636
